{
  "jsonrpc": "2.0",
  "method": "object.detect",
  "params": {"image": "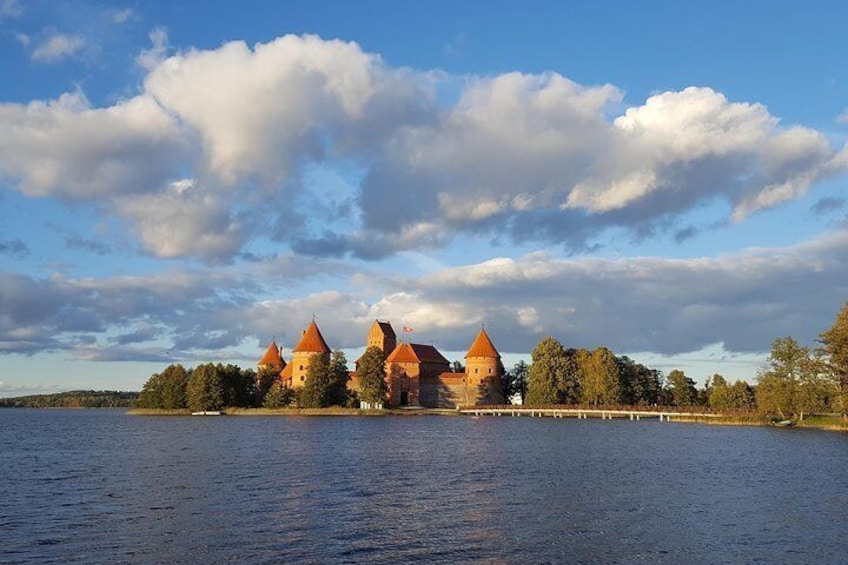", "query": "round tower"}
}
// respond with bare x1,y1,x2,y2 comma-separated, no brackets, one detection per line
464,327,505,405
290,321,331,388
